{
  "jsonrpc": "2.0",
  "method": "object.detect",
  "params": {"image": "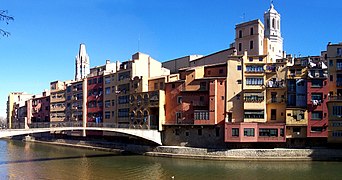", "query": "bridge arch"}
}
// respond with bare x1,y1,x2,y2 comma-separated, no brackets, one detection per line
0,127,162,145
